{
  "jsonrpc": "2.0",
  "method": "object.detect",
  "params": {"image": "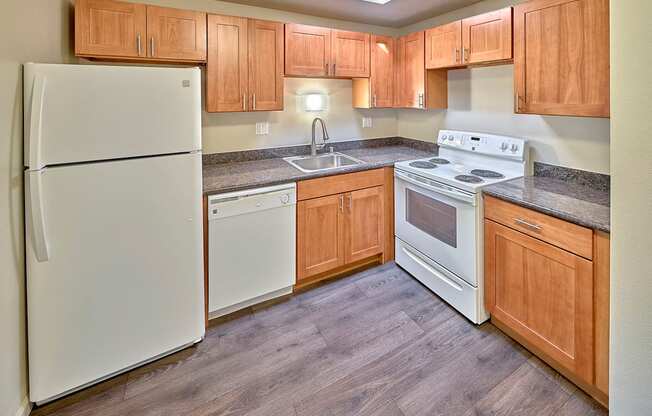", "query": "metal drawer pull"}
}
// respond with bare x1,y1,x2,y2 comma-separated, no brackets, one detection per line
137,34,142,56
339,194,344,212
514,218,542,231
